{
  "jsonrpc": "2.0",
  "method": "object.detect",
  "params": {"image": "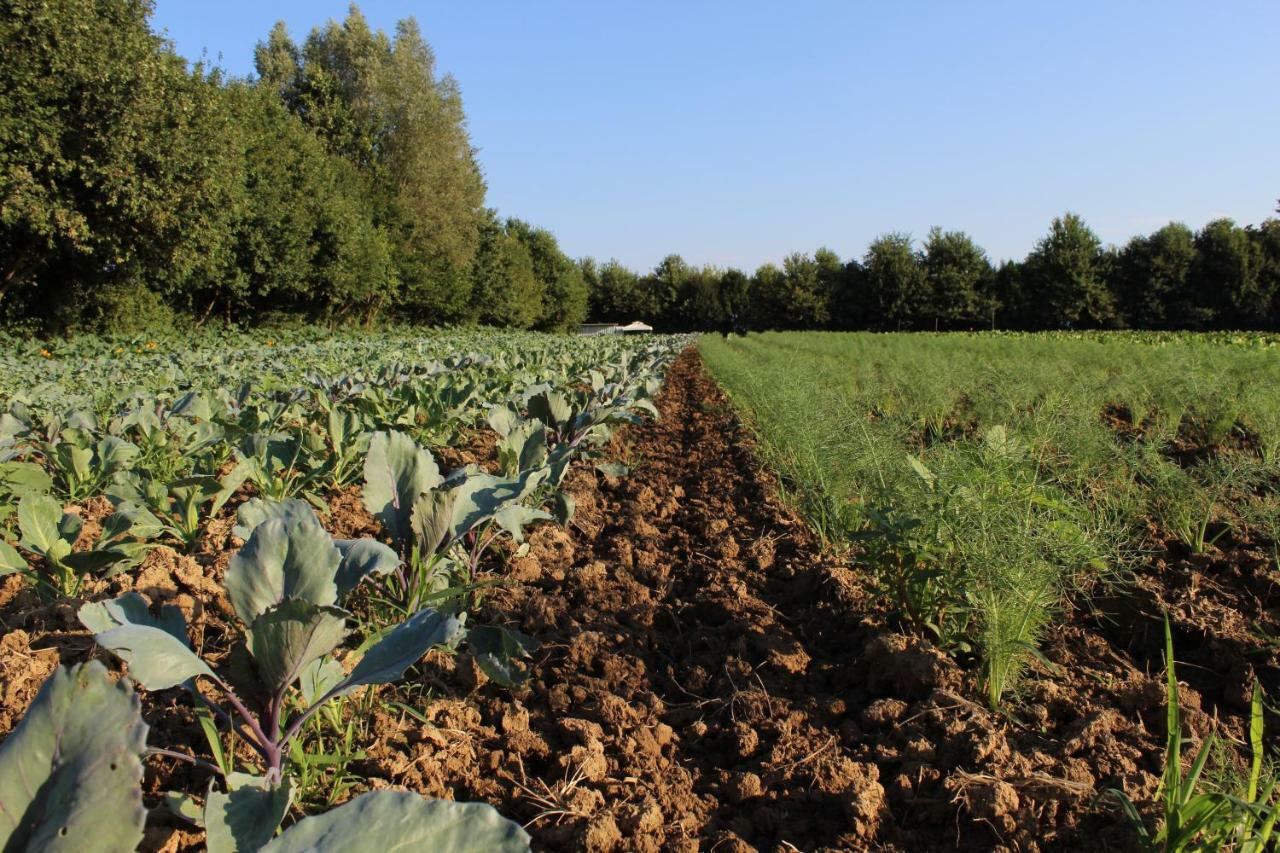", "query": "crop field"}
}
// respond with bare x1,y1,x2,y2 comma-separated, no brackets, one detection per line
701,331,1280,848
3,328,1280,851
